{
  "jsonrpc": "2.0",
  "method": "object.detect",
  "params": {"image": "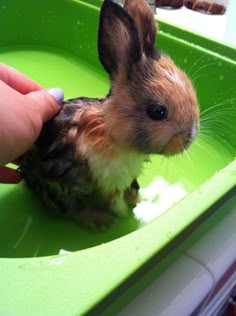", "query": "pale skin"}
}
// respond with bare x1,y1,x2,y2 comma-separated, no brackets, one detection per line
0,64,62,183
